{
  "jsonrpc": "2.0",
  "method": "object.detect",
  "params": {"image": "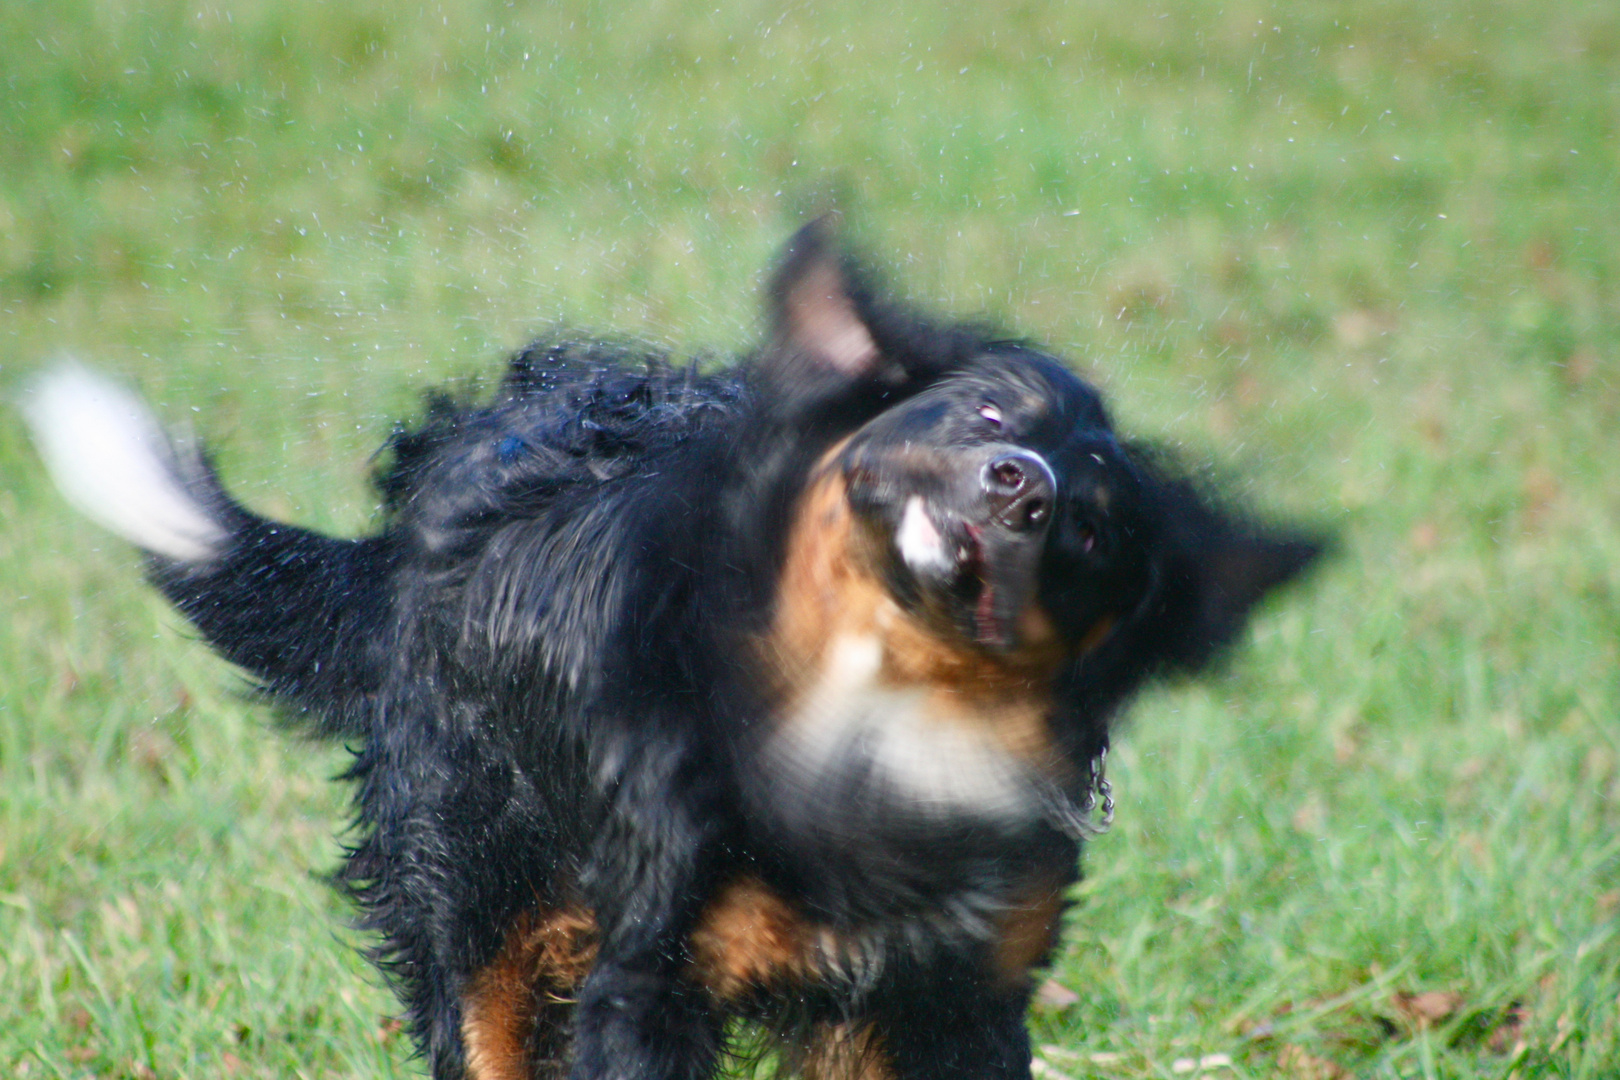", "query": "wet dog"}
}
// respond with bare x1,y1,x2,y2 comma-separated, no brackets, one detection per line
28,221,1320,1080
